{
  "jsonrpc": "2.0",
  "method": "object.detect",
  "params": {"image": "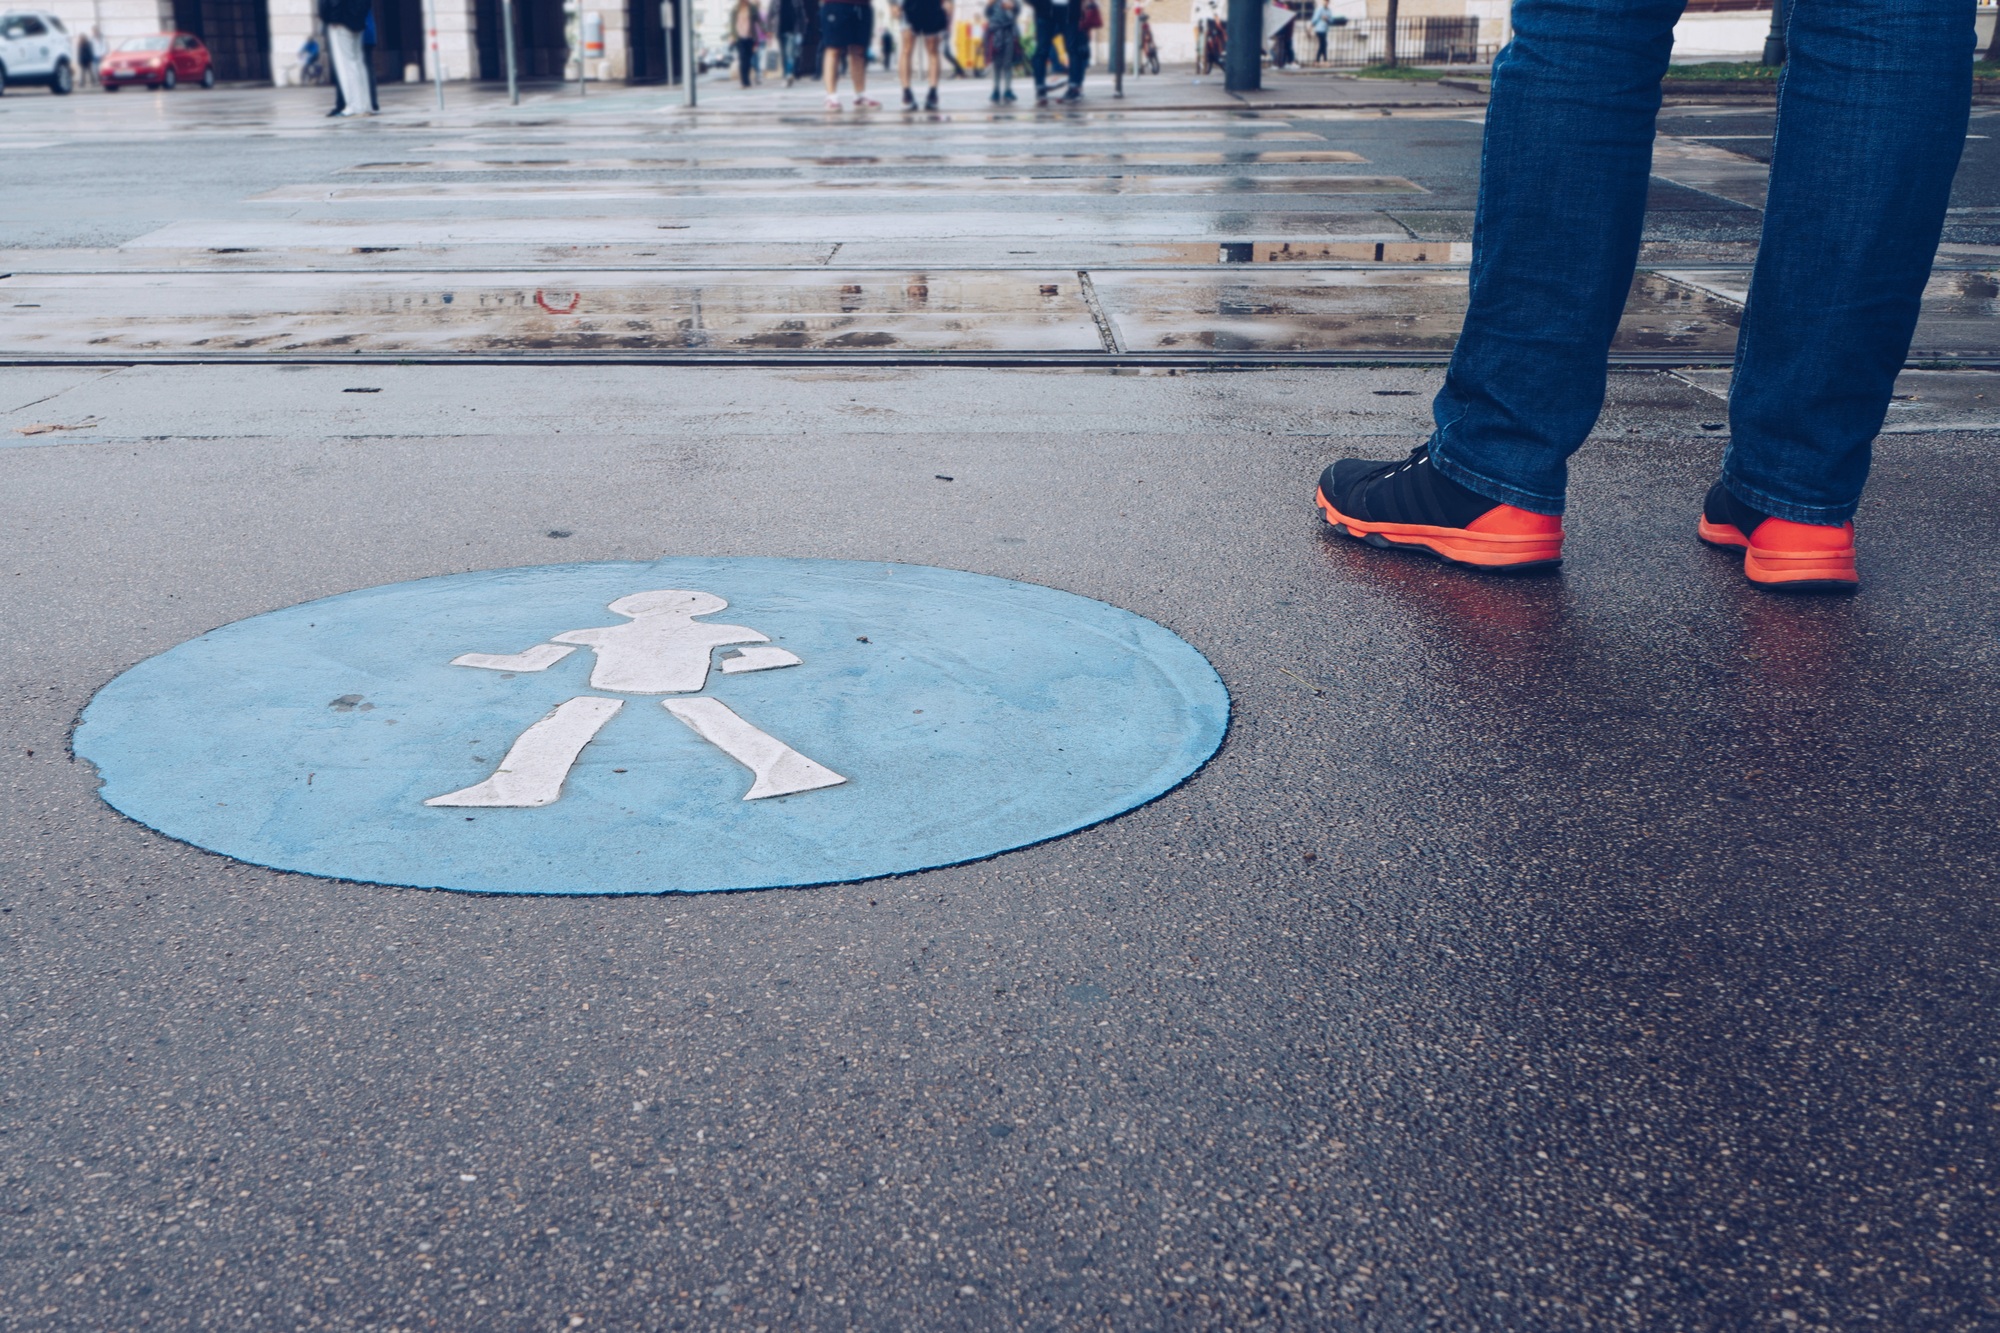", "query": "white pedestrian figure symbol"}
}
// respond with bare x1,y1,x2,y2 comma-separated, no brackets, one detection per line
426,589,847,808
